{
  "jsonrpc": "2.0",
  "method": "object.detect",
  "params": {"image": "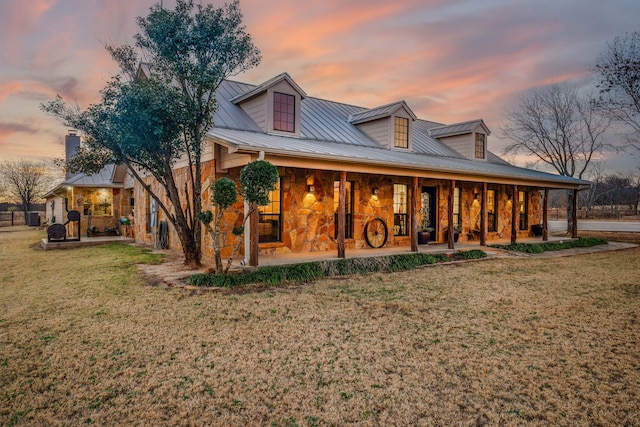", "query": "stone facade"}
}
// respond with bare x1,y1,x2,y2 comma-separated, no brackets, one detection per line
132,162,544,261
